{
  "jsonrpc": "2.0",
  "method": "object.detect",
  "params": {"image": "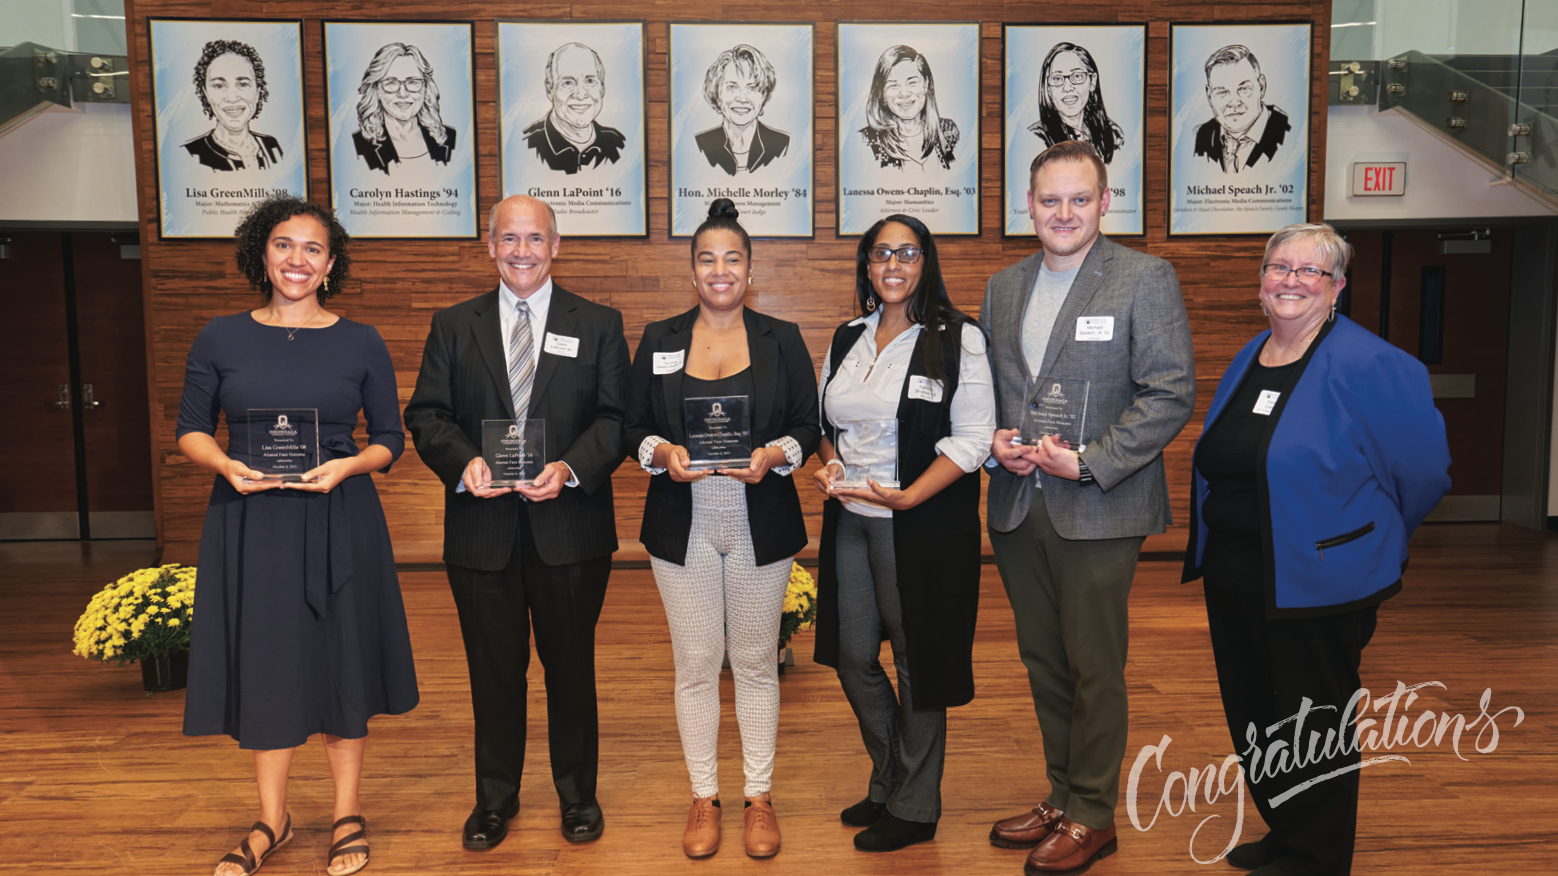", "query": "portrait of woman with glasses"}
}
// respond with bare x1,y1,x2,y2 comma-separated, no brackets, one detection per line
1029,41,1124,164
351,42,456,175
809,214,995,853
